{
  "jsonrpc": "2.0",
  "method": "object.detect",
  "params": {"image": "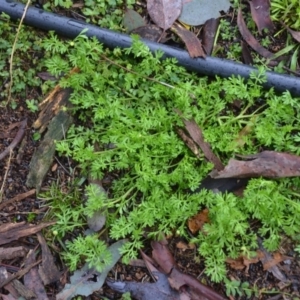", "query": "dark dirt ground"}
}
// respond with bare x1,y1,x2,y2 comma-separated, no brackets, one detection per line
1,1,300,299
